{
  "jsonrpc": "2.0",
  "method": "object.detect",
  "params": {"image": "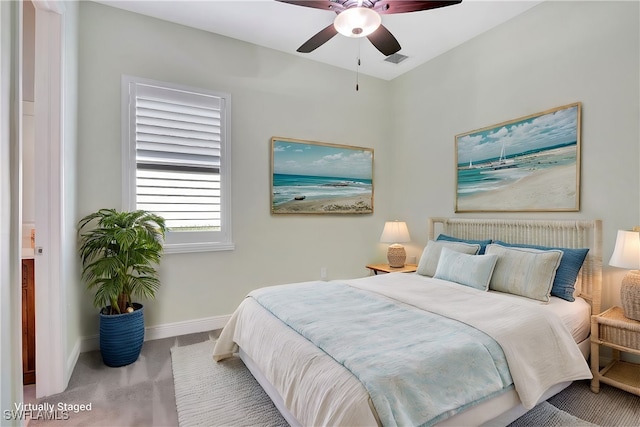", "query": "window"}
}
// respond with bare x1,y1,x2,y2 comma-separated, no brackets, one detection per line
122,76,233,253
